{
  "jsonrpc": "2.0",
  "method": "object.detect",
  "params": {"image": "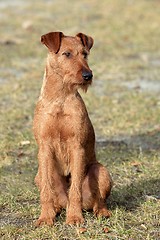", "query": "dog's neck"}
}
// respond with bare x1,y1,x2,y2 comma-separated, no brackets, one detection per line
39,65,77,104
